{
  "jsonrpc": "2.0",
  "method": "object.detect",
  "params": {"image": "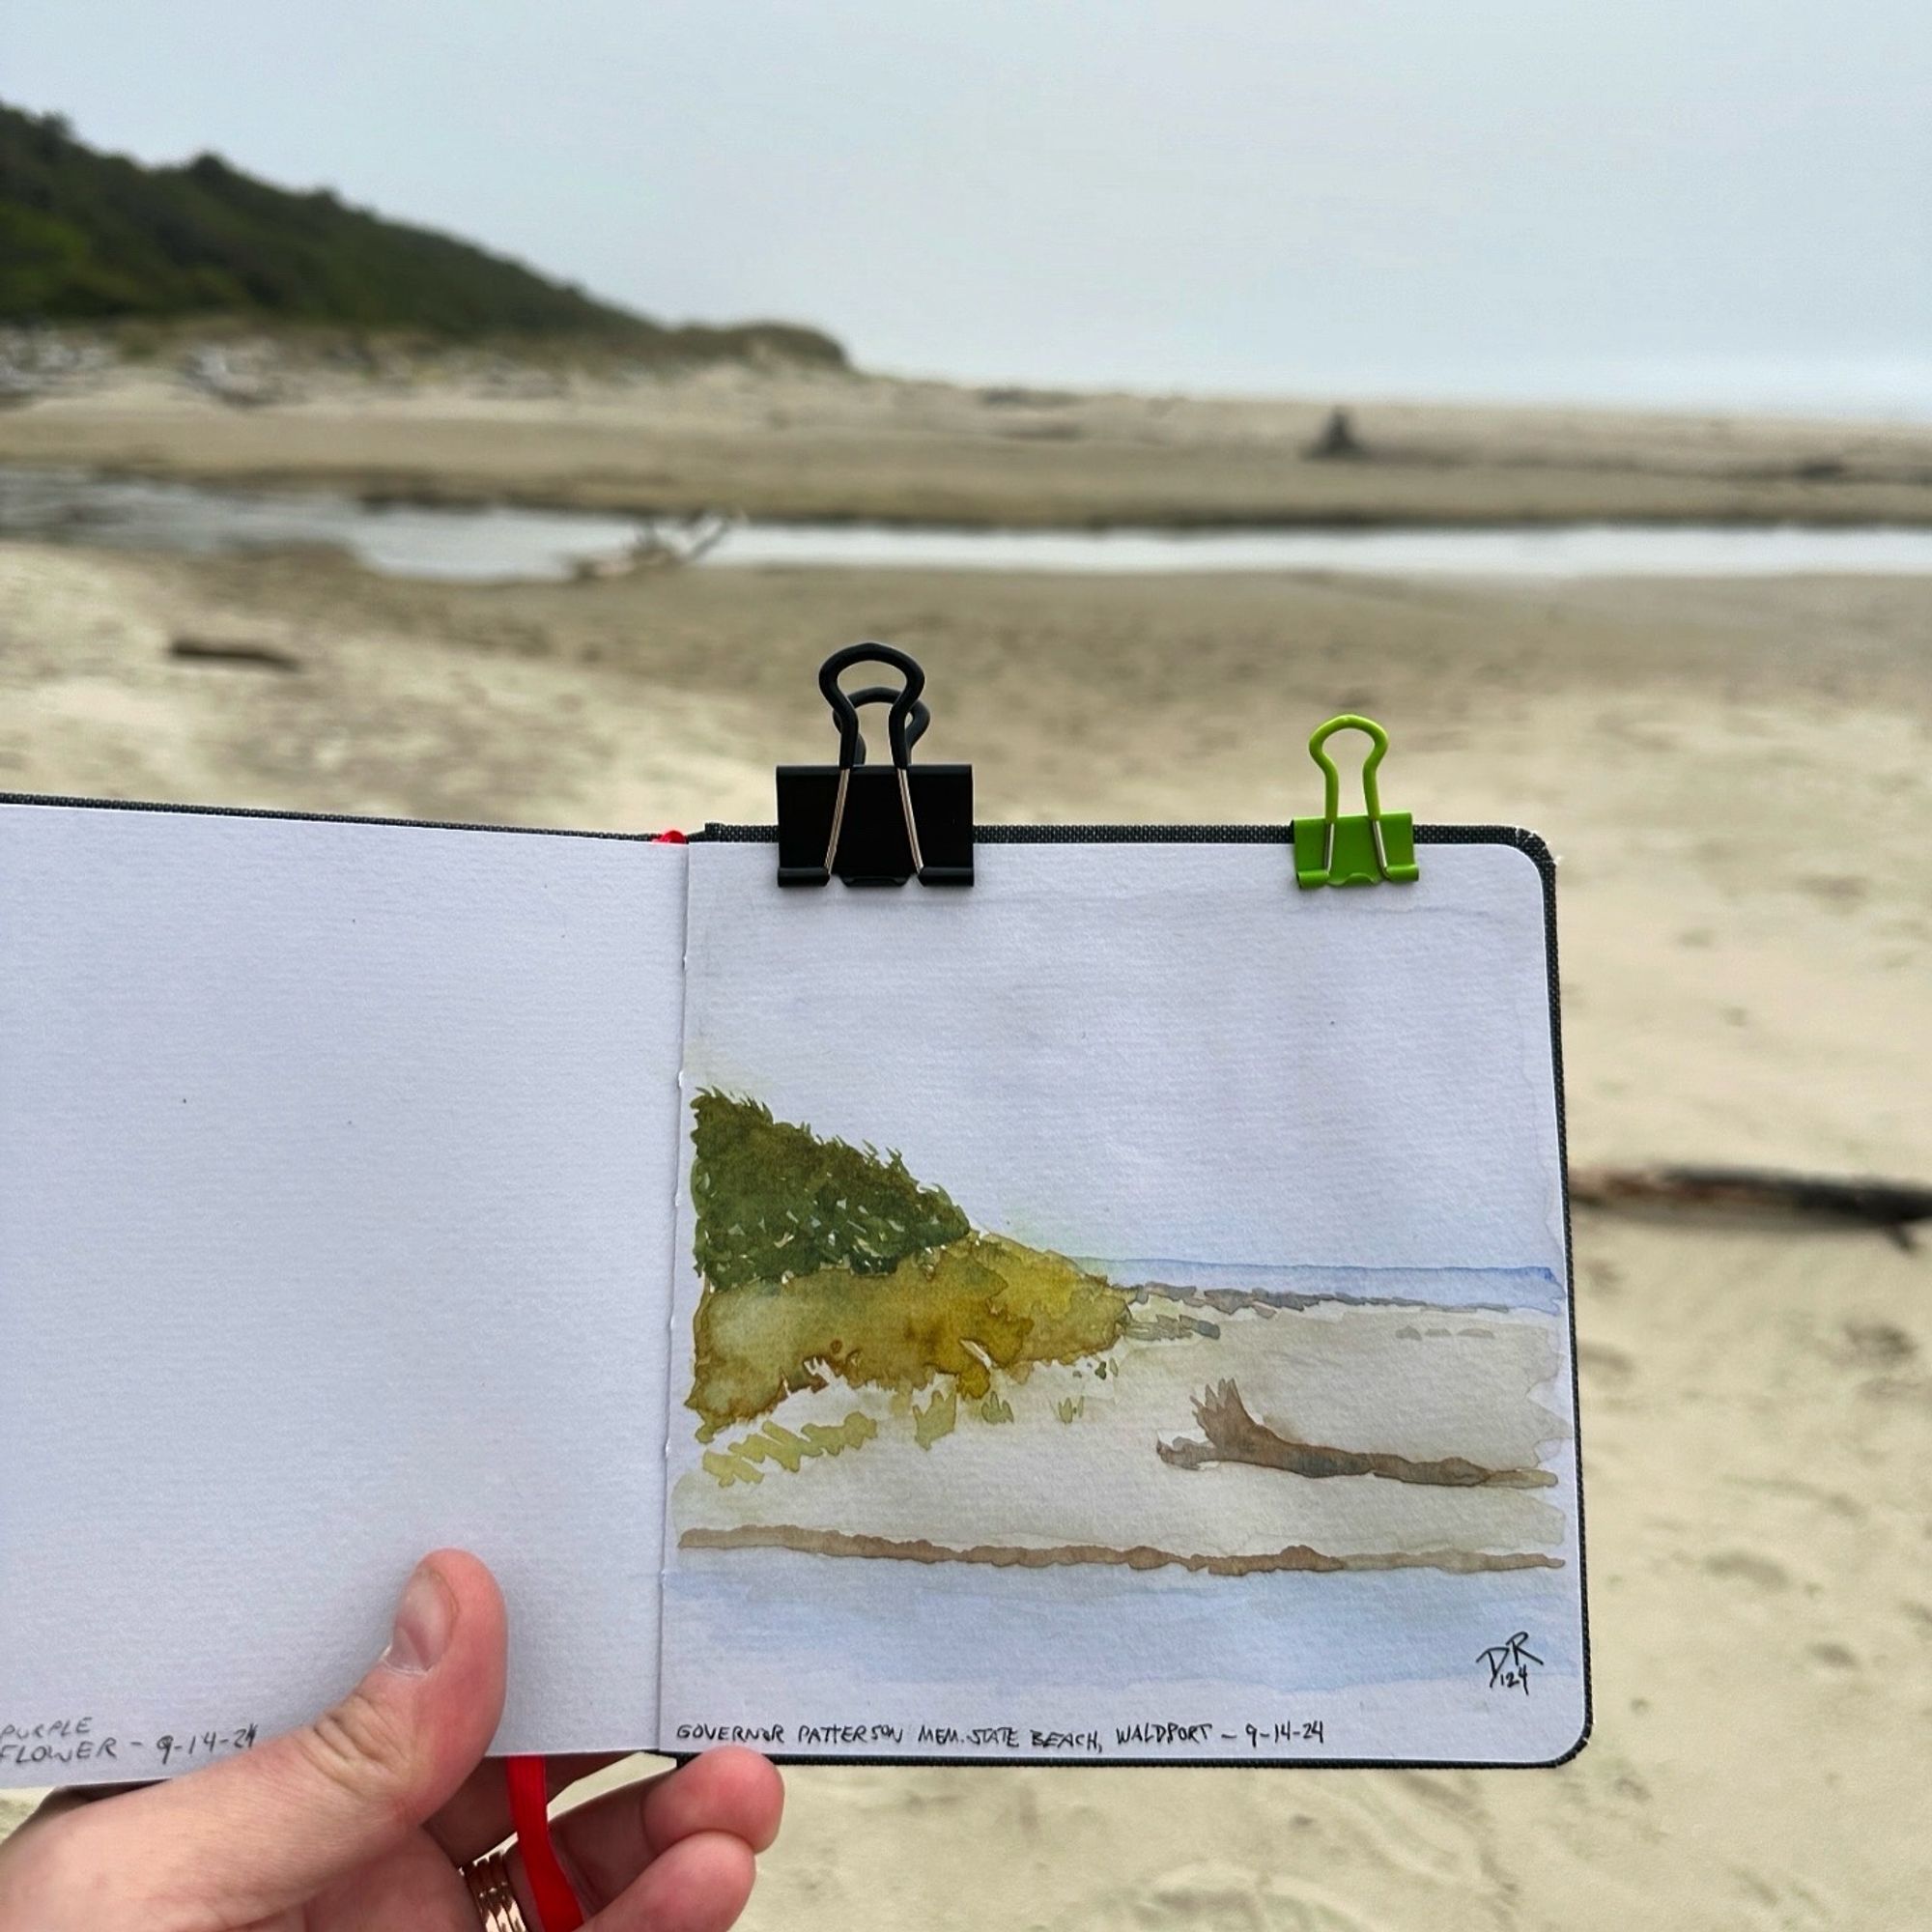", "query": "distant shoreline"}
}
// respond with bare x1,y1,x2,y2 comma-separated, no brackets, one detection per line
6,453,1931,534
18,452,1932,534
6,356,1932,530
1128,1282,1542,1319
